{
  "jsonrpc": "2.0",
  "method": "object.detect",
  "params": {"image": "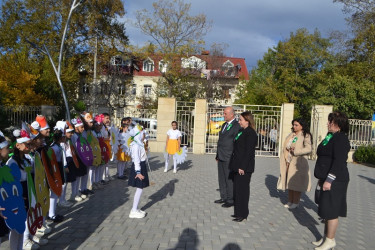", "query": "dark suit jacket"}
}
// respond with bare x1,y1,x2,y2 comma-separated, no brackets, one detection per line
229,126,257,173
216,119,241,162
314,132,350,181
